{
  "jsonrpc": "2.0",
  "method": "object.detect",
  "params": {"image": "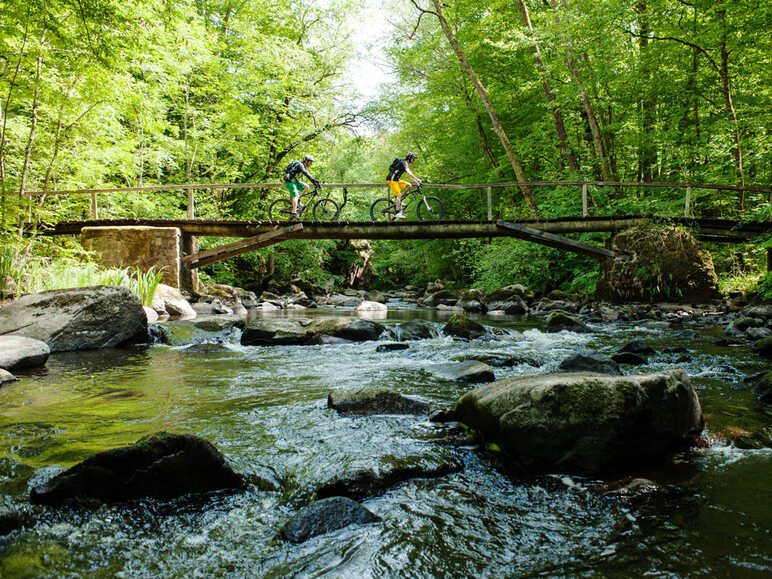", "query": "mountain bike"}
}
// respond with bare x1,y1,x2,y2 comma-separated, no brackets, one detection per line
370,184,445,221
268,185,340,221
